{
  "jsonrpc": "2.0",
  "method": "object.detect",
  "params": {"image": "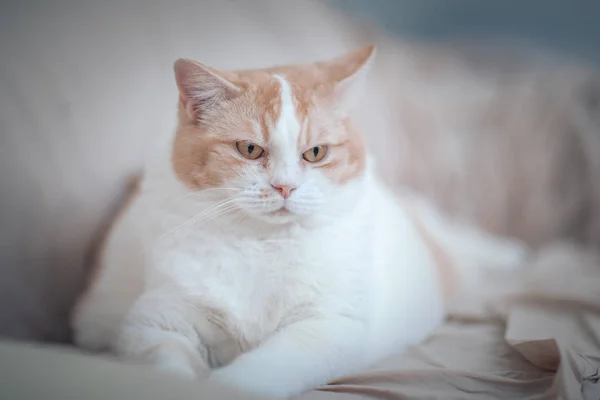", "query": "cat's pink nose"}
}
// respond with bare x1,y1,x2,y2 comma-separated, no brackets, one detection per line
272,184,296,199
